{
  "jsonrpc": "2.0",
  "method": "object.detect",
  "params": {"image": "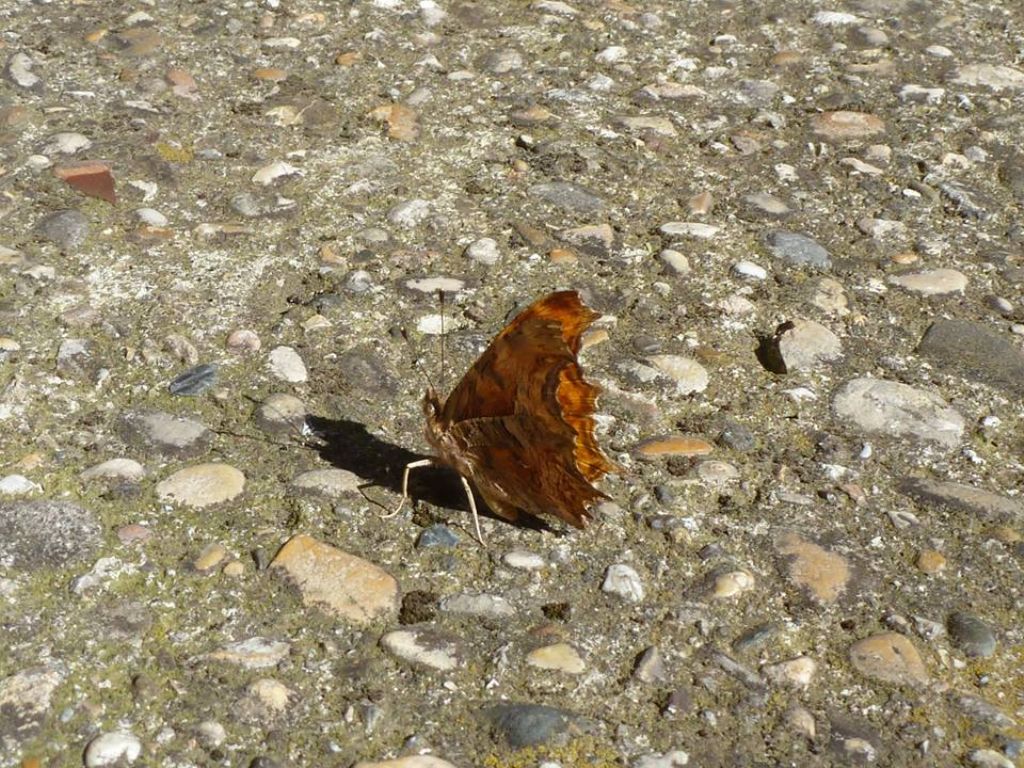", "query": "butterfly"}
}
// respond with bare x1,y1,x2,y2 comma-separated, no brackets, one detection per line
390,290,617,543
